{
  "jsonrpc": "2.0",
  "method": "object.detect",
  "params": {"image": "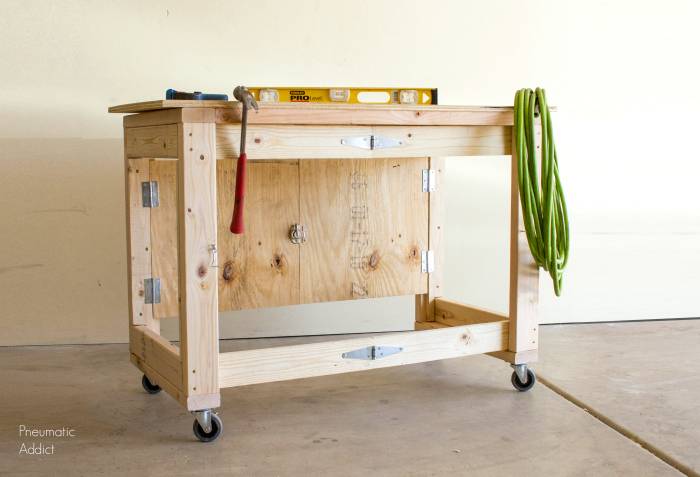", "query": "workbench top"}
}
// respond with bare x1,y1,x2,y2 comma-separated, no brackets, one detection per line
109,100,514,126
